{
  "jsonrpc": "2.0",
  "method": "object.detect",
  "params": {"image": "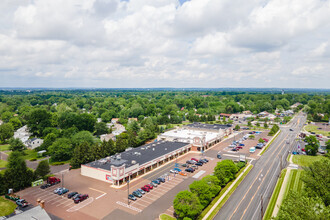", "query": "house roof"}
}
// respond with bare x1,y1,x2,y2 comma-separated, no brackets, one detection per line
220,113,232,117
86,141,188,170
